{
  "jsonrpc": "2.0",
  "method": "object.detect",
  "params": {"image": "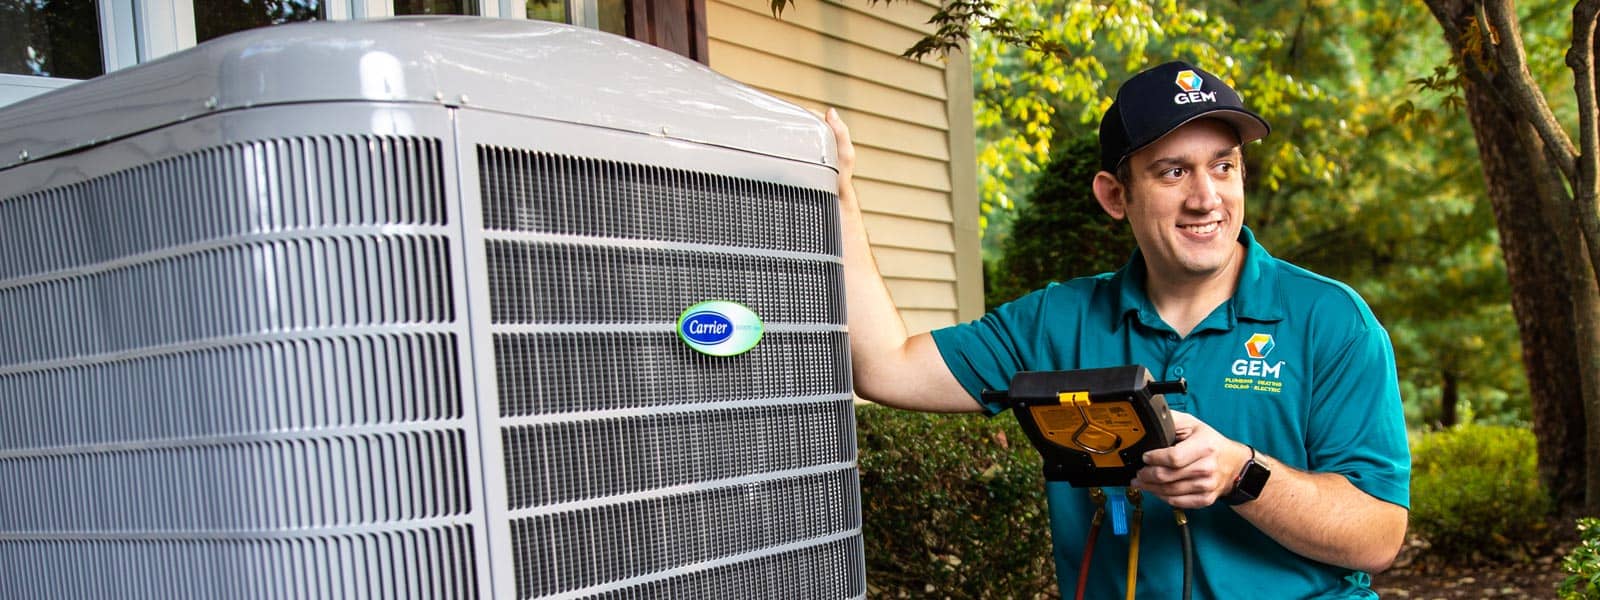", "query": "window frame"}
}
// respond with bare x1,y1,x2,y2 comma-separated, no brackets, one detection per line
2,0,698,107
